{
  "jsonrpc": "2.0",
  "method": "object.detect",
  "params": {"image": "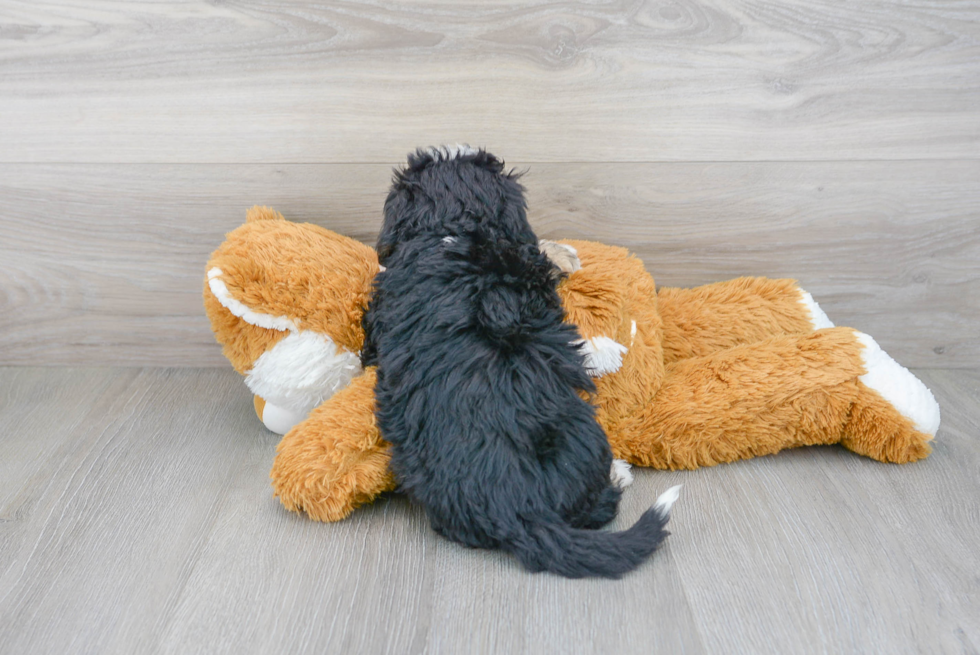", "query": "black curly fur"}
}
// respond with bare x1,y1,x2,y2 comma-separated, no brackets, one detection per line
361,147,671,578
